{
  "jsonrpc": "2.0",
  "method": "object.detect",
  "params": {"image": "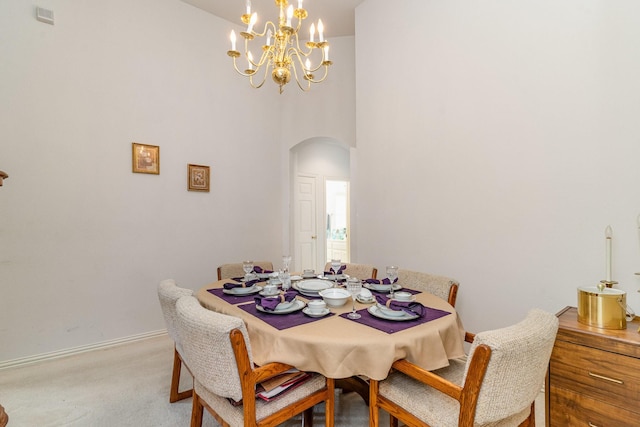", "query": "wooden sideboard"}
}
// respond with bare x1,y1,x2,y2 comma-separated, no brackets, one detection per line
546,306,640,426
